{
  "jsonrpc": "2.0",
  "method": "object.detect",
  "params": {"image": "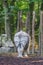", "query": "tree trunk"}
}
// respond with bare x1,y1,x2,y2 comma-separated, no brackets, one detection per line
3,0,11,39
26,12,31,54
9,0,15,40
40,0,43,10
17,10,22,32
29,2,34,54
26,12,30,34
29,2,34,37
40,0,43,56
40,11,43,56
32,11,35,54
